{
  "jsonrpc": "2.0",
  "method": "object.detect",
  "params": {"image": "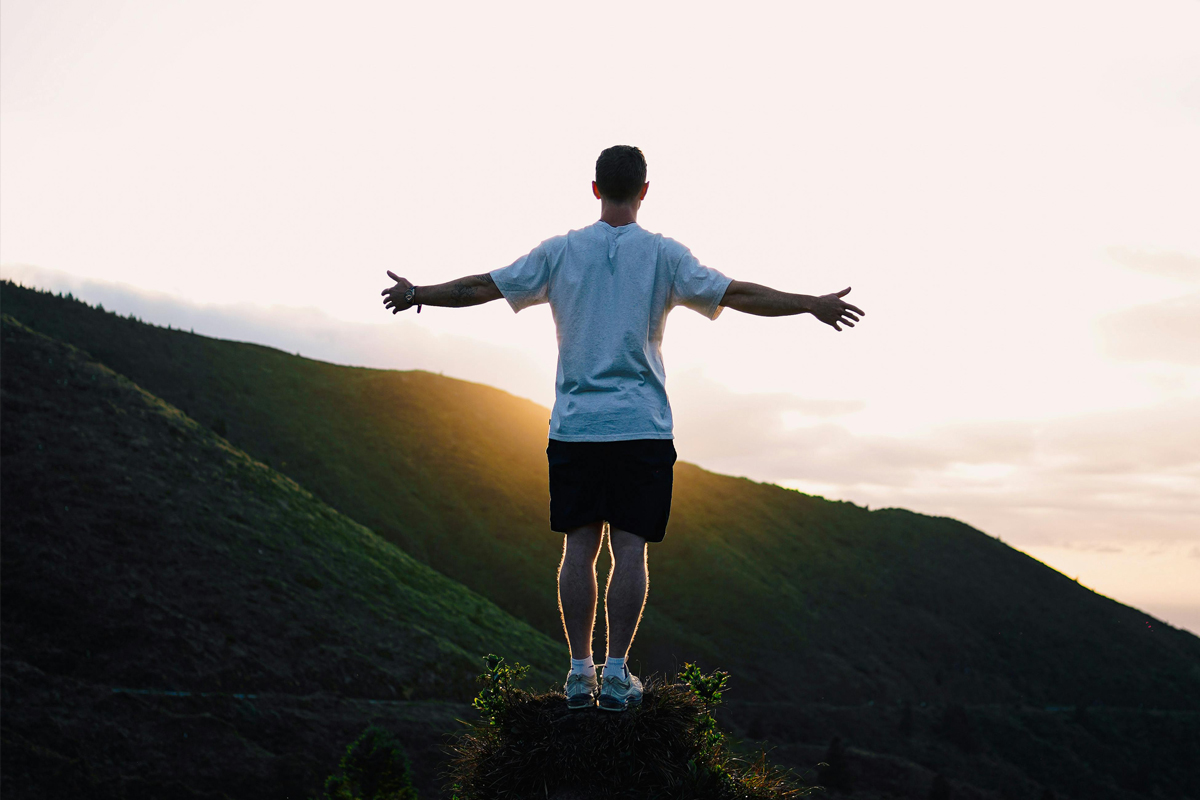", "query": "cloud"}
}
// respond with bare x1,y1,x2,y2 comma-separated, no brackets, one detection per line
1107,247,1200,283
1041,399,1200,472
673,375,1040,486
1098,292,1200,365
1,264,555,405
674,382,1200,549
1060,542,1123,554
